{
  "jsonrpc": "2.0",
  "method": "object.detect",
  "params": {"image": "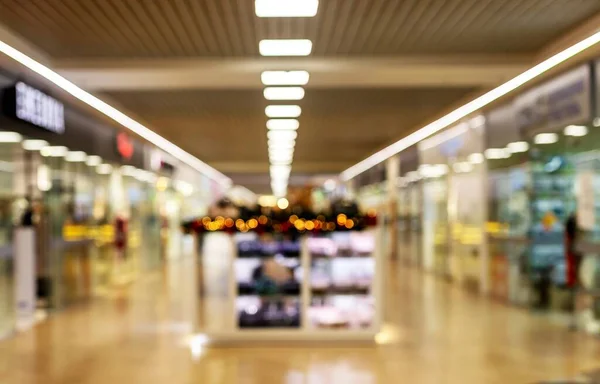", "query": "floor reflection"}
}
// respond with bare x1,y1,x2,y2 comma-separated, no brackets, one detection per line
0,239,599,383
